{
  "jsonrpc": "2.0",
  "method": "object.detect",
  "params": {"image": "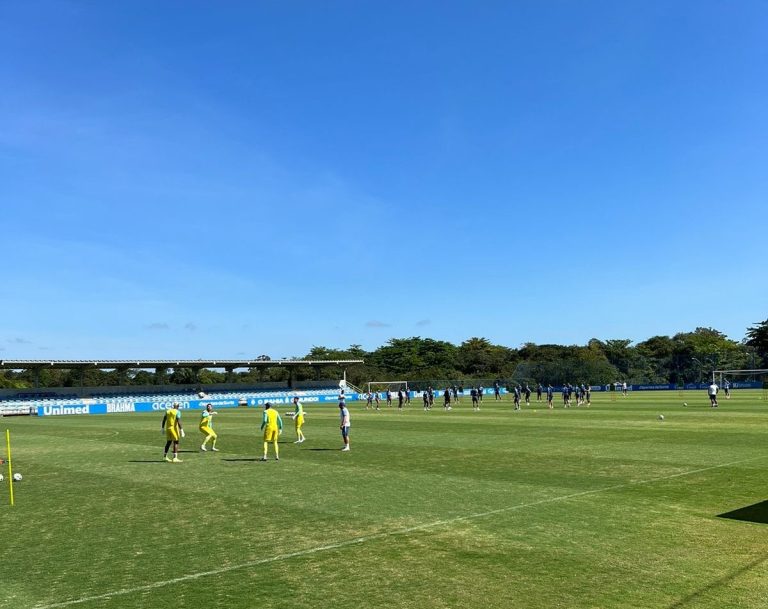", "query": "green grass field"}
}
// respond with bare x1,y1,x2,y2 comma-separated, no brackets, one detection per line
2,391,768,609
